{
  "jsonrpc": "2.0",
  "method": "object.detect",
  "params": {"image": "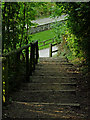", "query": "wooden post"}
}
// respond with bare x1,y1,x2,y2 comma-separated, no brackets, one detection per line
3,57,9,104
5,57,9,103
26,47,29,82
49,43,52,57
52,38,54,43
36,41,39,64
33,43,35,71
29,43,33,76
